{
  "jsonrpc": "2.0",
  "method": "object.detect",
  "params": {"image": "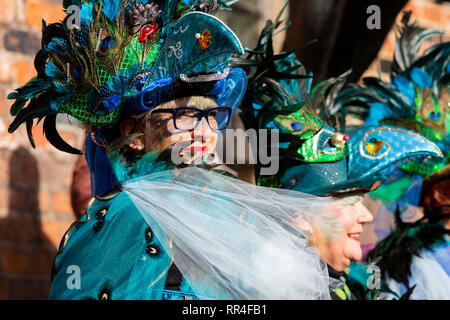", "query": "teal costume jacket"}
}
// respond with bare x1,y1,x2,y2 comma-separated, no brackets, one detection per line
49,190,197,300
